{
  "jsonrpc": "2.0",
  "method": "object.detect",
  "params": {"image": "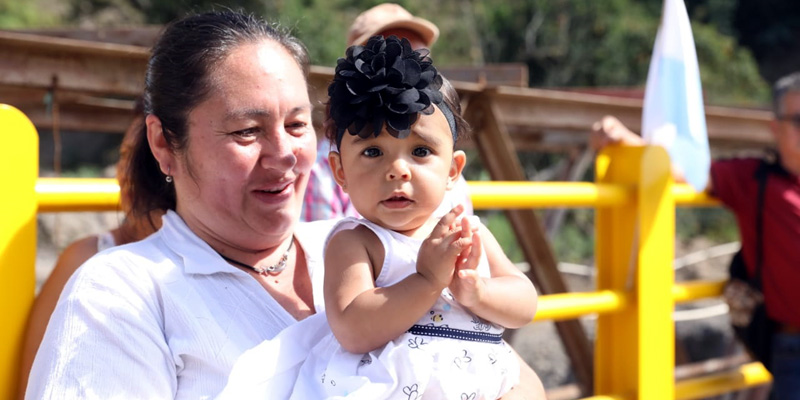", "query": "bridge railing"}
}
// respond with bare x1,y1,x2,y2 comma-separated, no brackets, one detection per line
1,104,771,399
